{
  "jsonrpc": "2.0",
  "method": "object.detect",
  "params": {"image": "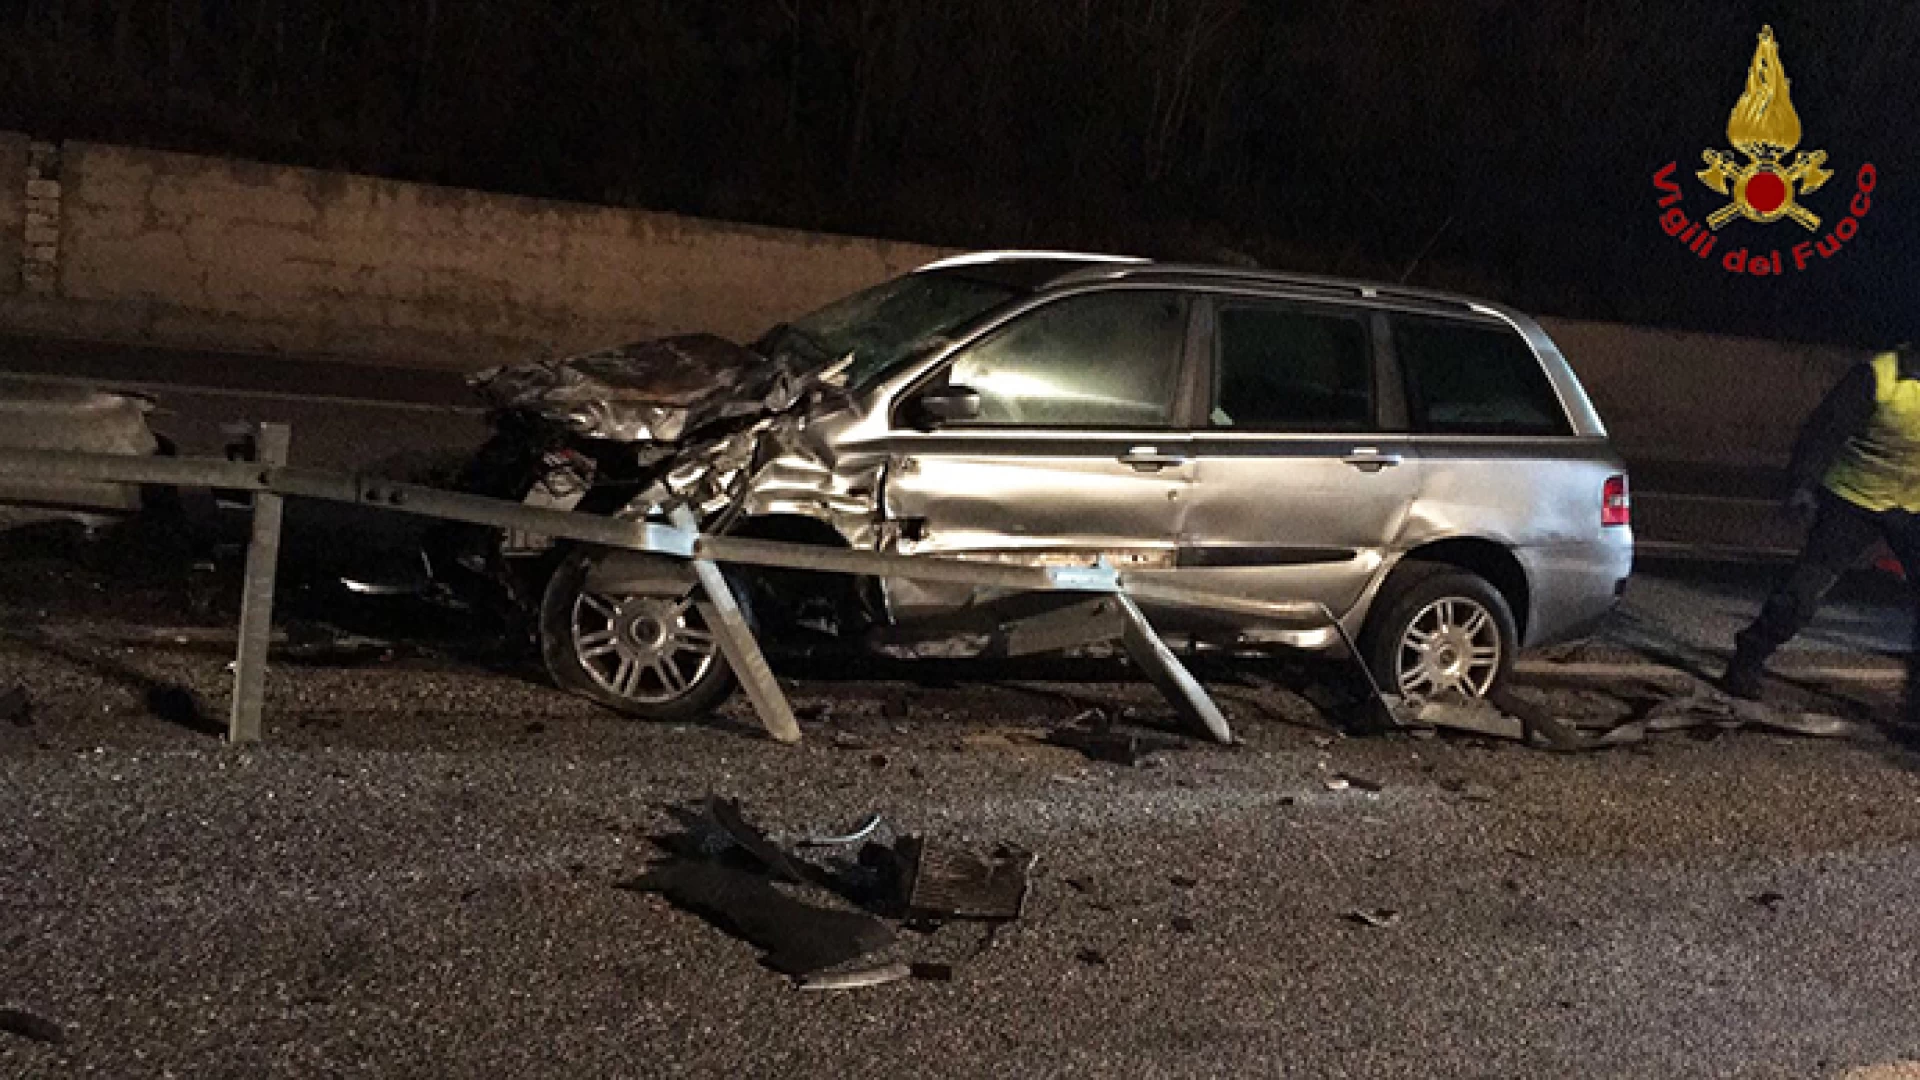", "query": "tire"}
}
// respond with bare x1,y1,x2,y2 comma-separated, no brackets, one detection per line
1361,561,1518,704
539,547,742,721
